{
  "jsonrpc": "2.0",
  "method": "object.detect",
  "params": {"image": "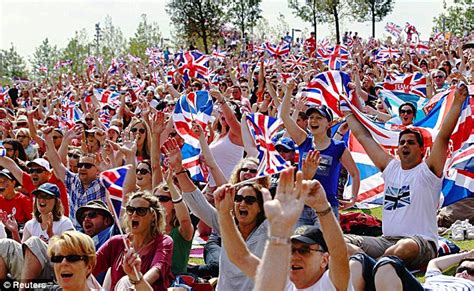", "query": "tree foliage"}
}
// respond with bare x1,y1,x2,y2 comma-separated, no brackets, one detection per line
30,38,60,78
227,0,262,37
100,15,127,63
352,0,395,38
166,0,225,53
433,0,474,36
0,44,28,79
61,29,91,76
129,14,162,60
